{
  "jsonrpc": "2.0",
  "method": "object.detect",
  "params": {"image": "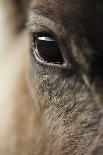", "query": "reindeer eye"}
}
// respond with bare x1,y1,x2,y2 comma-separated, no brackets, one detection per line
32,32,64,66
